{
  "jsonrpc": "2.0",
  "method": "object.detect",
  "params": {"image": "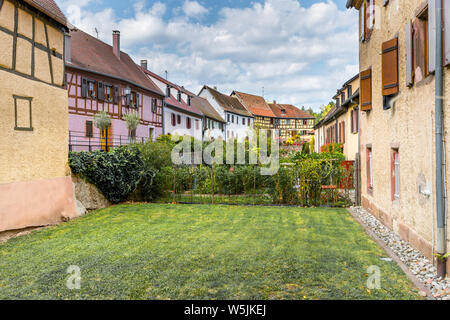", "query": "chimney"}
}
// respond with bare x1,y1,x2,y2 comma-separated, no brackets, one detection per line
64,32,71,64
113,30,120,59
273,100,276,104
140,59,148,70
